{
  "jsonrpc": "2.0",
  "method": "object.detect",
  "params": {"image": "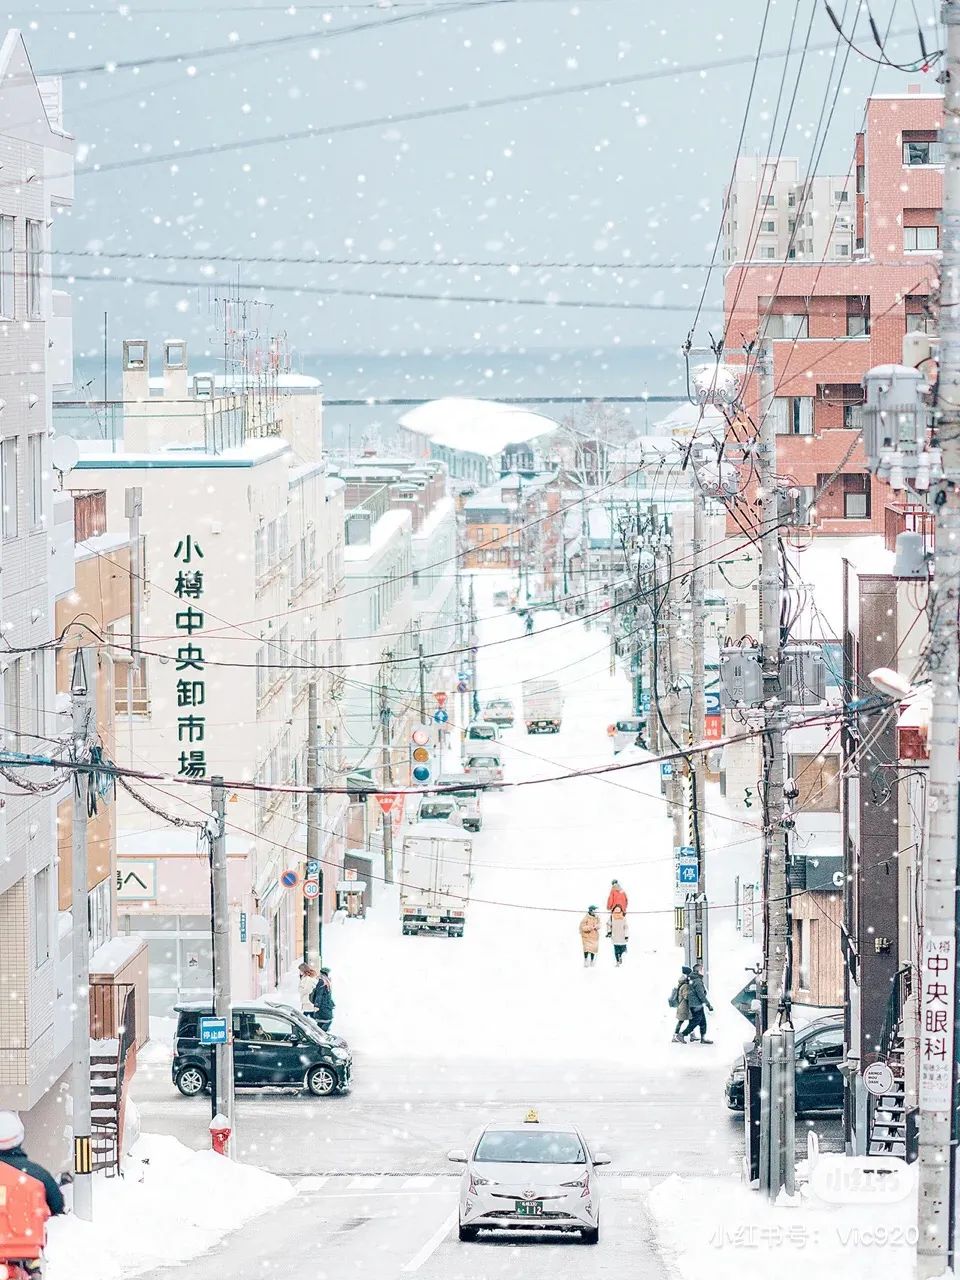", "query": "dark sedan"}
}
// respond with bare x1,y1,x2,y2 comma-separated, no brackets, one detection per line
725,1015,844,1114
